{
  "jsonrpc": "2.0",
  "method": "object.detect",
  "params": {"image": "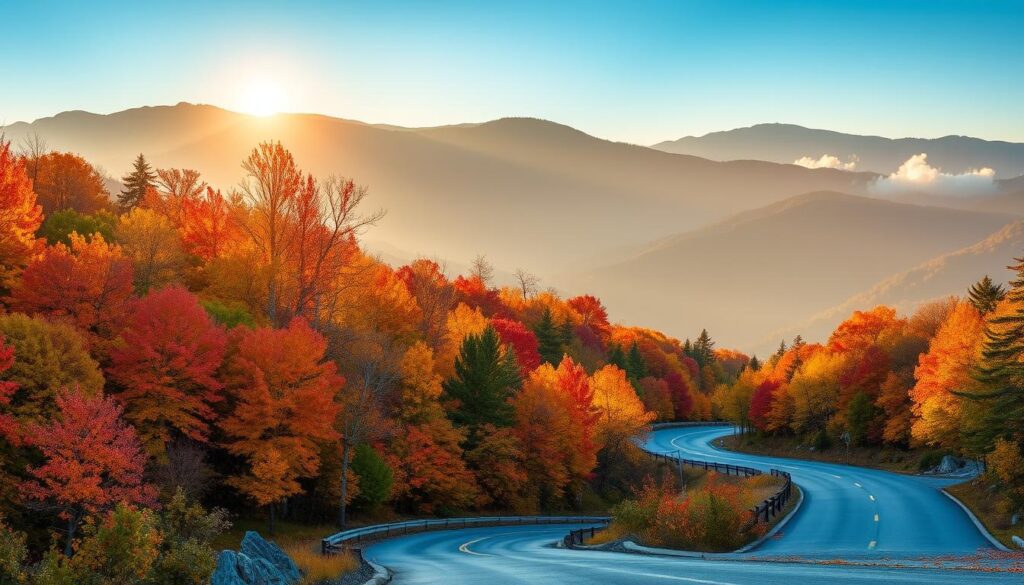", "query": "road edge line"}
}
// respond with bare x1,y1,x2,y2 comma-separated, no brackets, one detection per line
734,484,805,553
940,488,1011,552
